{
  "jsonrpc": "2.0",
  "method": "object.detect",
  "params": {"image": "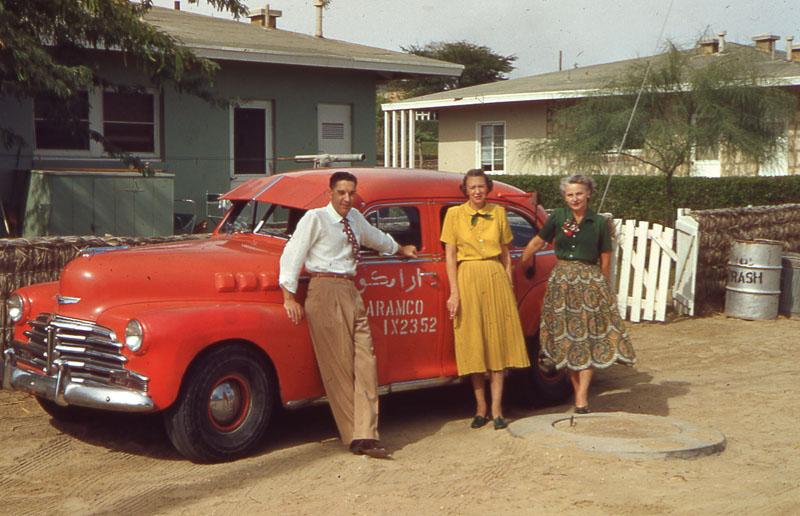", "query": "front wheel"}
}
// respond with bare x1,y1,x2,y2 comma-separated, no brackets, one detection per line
520,334,571,406
164,345,276,462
